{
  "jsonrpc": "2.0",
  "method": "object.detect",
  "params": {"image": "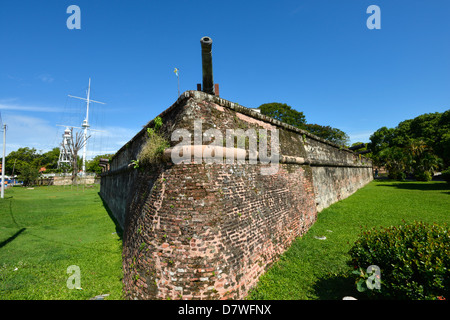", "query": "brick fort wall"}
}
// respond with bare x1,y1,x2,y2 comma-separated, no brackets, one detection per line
100,91,372,299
